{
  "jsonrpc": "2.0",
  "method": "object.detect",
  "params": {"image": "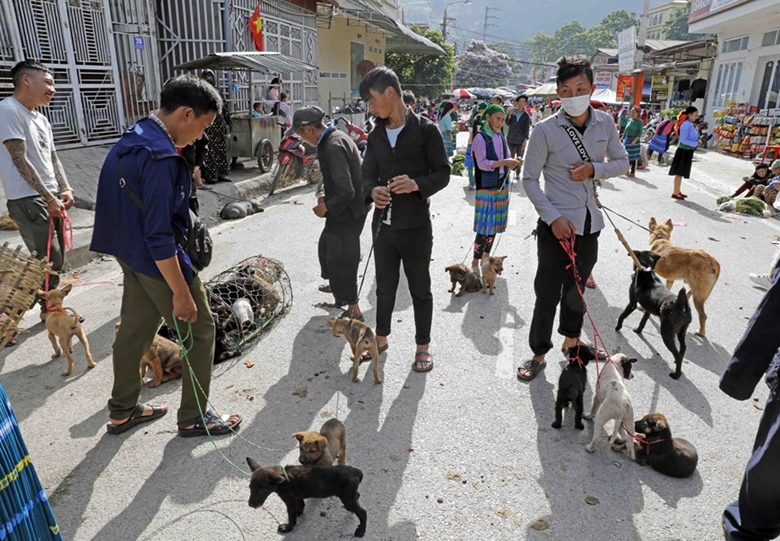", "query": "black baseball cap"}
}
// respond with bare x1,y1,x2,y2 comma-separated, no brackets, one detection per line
284,106,325,137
